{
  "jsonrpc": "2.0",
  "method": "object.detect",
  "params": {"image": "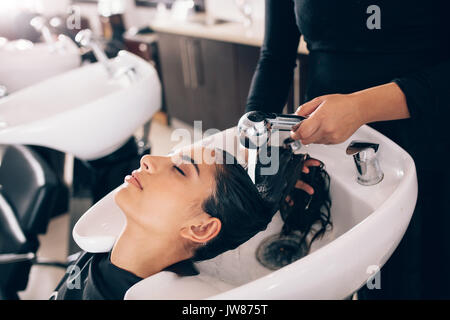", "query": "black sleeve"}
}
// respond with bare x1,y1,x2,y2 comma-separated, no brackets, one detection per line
392,59,450,132
245,0,301,114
